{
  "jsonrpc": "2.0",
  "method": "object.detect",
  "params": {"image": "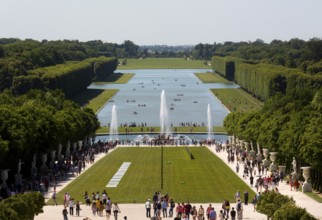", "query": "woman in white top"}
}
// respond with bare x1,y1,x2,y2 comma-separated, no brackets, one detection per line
113,202,121,220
